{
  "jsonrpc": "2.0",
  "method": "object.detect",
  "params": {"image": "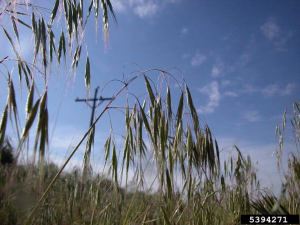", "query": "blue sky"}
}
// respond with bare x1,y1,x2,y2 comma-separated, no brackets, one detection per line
1,0,299,192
